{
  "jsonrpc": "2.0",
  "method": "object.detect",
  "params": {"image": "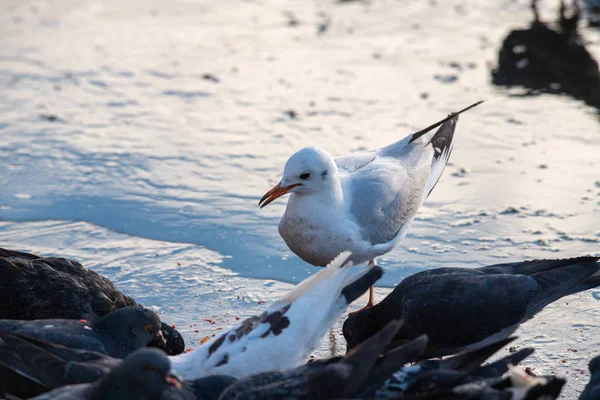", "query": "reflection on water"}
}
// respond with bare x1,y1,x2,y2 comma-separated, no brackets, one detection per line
492,0,600,113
